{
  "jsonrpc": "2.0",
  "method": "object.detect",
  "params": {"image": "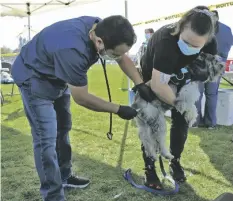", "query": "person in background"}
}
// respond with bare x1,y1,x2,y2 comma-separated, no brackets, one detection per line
194,10,233,129
136,28,154,68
